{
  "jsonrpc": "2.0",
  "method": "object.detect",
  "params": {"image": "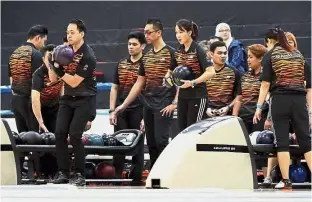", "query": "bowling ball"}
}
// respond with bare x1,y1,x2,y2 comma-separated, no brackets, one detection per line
256,130,274,144
106,136,118,146
68,134,90,145
21,131,42,145
289,133,297,145
95,162,115,179
115,132,137,146
289,164,307,183
53,45,74,66
88,134,104,146
85,162,96,179
82,134,91,145
12,131,23,144
271,164,282,183
102,134,109,146
172,66,194,86
302,162,311,182
41,132,56,145
249,131,261,145
18,132,27,144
